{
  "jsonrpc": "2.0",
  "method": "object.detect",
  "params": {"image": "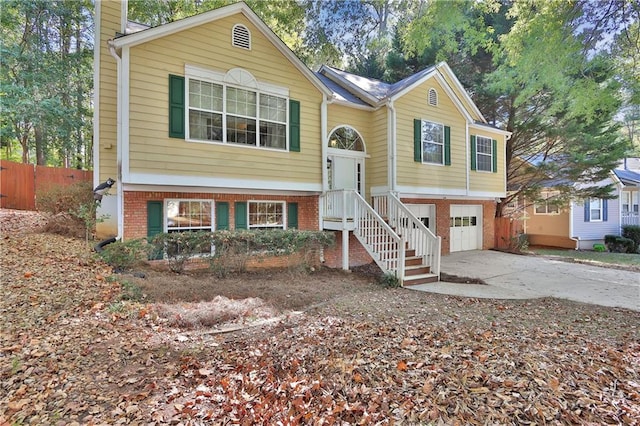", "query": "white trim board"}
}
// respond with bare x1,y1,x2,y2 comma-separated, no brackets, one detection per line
126,172,323,192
